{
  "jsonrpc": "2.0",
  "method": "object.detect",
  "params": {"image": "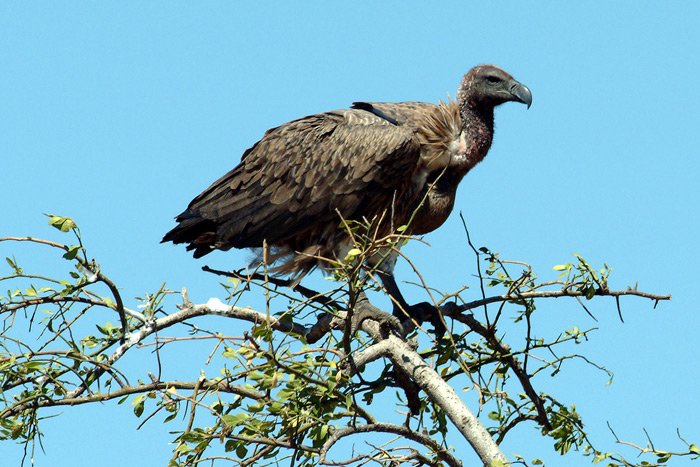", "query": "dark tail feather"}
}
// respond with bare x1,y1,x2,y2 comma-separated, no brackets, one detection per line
162,210,220,258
